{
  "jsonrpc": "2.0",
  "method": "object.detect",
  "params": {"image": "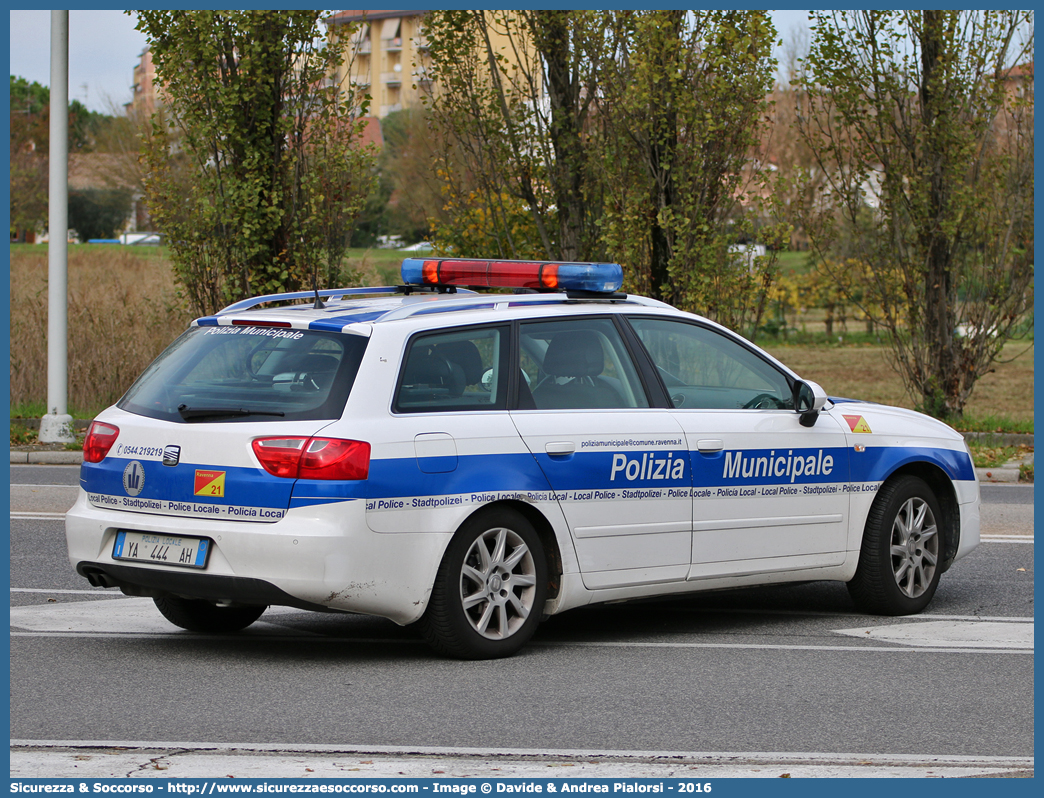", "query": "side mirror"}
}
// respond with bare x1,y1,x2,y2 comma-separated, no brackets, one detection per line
794,380,828,427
